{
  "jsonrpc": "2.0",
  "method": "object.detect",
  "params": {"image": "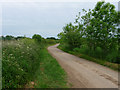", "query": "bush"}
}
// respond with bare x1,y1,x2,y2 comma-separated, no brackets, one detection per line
45,39,56,44
2,39,42,88
95,47,103,59
73,48,80,52
106,49,119,63
32,34,42,43
73,45,88,54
